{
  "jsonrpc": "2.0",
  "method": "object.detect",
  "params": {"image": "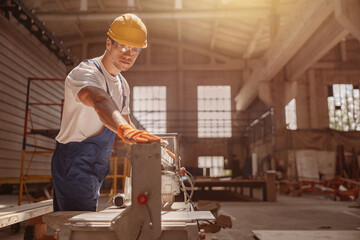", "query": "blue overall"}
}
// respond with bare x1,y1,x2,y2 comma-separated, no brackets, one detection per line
51,59,125,211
